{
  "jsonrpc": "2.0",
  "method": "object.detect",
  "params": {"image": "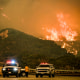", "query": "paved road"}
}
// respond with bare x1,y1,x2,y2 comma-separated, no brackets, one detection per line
0,75,80,80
